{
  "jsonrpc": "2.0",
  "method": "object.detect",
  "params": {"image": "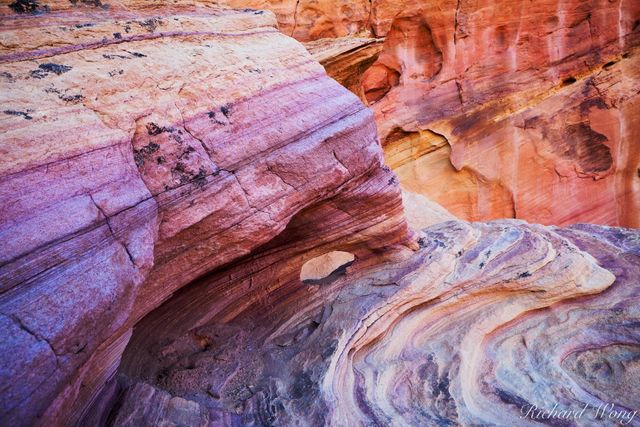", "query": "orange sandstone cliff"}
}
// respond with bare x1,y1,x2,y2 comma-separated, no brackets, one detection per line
252,0,640,226
362,0,640,227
